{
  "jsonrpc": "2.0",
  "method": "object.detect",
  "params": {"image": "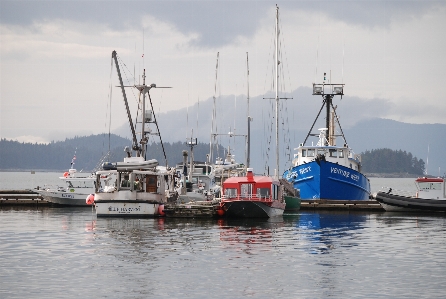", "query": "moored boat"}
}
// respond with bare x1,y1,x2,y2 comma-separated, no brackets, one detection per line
35,157,114,206
283,84,371,201
374,177,446,212
219,168,286,218
92,50,176,217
